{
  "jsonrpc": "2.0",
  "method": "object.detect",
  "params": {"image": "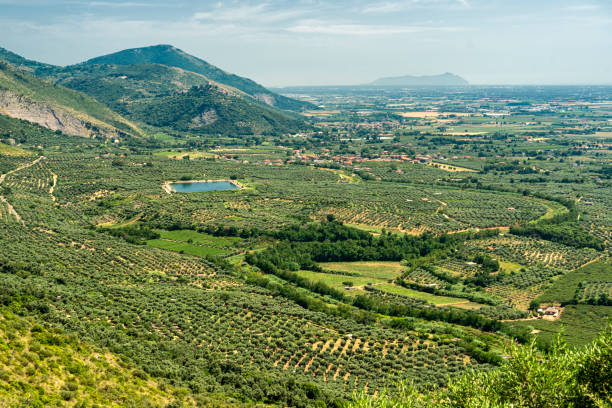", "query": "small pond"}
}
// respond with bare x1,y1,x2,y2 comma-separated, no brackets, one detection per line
170,181,240,193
